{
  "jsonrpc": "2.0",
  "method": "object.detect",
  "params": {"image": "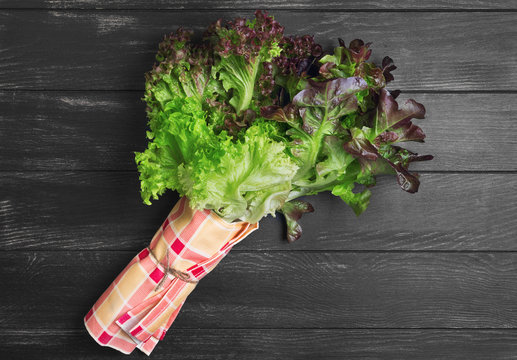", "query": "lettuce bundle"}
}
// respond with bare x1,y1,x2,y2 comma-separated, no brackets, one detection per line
135,11,433,242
